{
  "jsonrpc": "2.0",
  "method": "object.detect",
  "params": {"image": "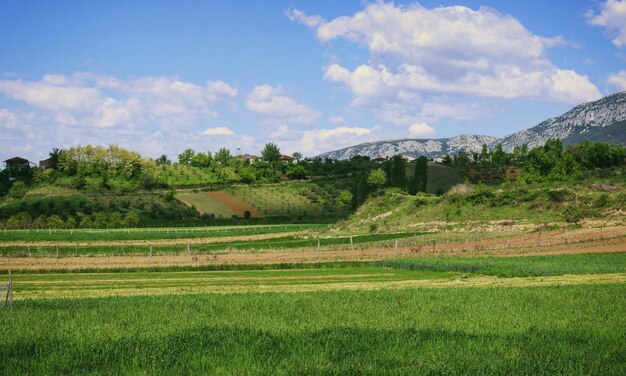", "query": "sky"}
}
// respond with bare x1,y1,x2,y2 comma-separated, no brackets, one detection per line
1,0,626,163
